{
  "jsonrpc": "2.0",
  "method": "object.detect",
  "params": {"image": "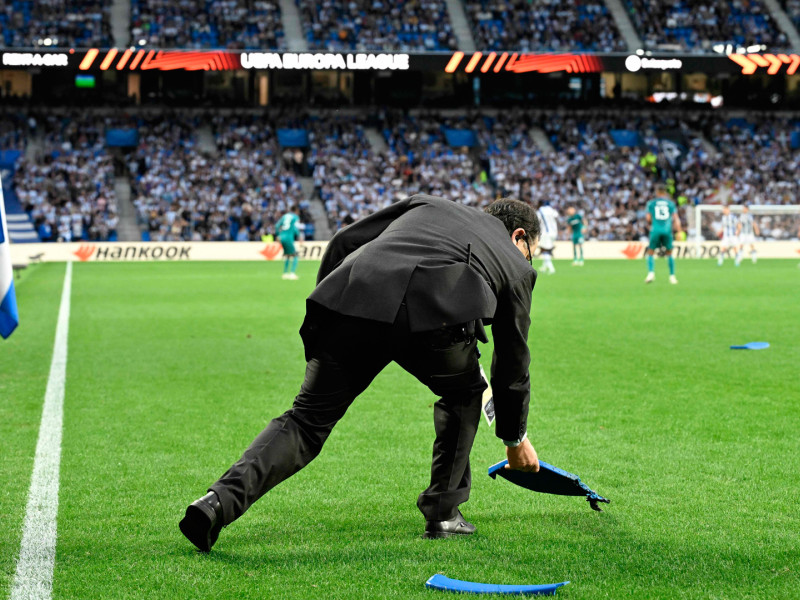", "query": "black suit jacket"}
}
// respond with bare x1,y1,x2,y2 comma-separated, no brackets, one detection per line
308,194,537,442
